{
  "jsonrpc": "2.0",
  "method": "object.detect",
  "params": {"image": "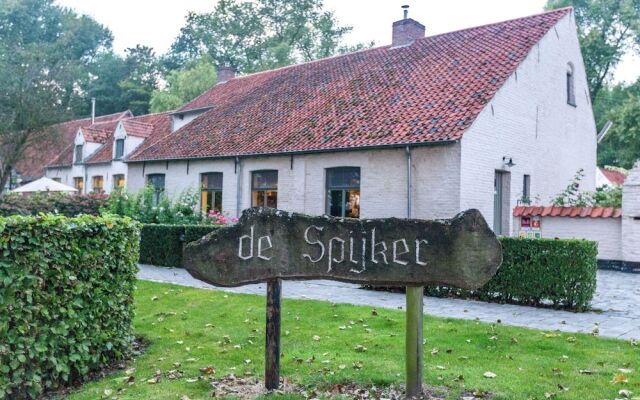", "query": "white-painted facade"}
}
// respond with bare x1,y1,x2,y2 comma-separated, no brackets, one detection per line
125,13,596,234
47,121,146,194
